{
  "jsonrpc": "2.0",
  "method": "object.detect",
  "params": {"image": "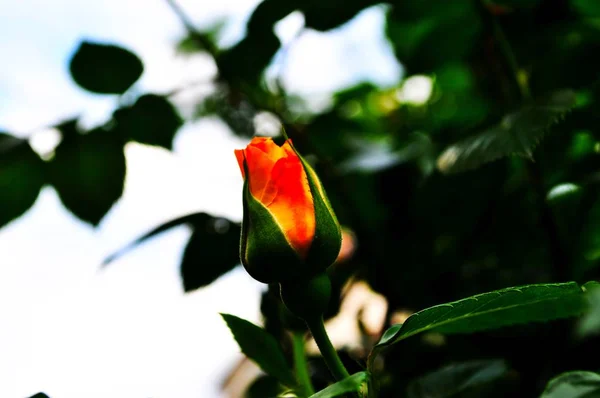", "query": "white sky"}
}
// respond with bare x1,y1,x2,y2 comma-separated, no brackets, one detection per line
0,1,400,397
